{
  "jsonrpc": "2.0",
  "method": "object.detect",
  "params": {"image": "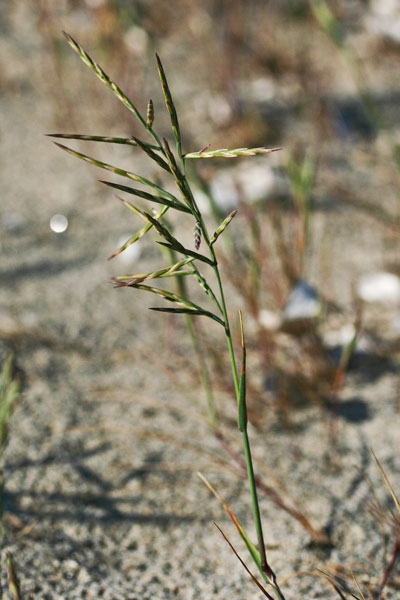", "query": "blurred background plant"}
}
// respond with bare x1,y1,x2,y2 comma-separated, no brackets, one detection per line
0,355,20,544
